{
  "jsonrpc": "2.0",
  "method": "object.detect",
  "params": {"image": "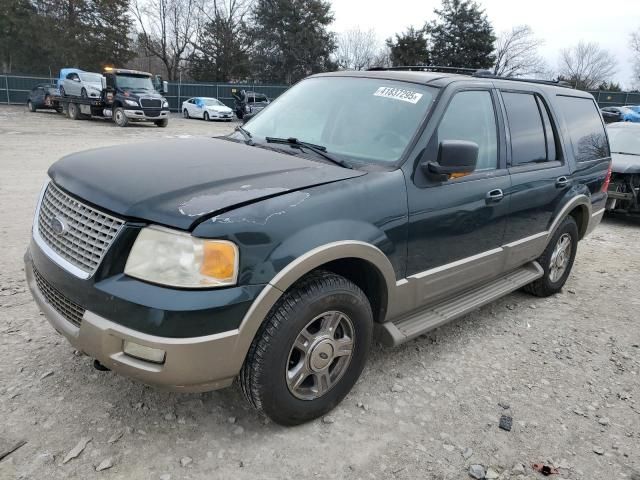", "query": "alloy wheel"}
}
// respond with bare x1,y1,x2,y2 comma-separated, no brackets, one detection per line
286,310,355,401
549,233,572,282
